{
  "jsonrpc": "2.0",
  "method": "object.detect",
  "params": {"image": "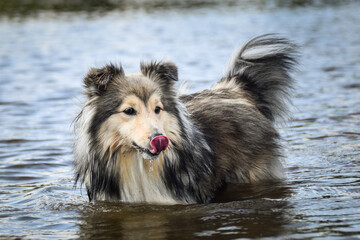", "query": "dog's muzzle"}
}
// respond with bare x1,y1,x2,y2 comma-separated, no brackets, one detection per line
132,134,169,157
